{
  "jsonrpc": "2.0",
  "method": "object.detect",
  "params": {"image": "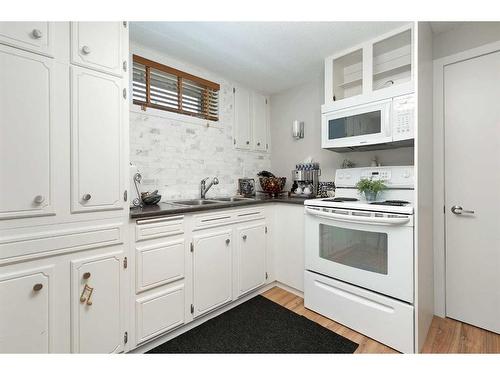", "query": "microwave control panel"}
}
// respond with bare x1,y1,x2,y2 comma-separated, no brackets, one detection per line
393,94,415,141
